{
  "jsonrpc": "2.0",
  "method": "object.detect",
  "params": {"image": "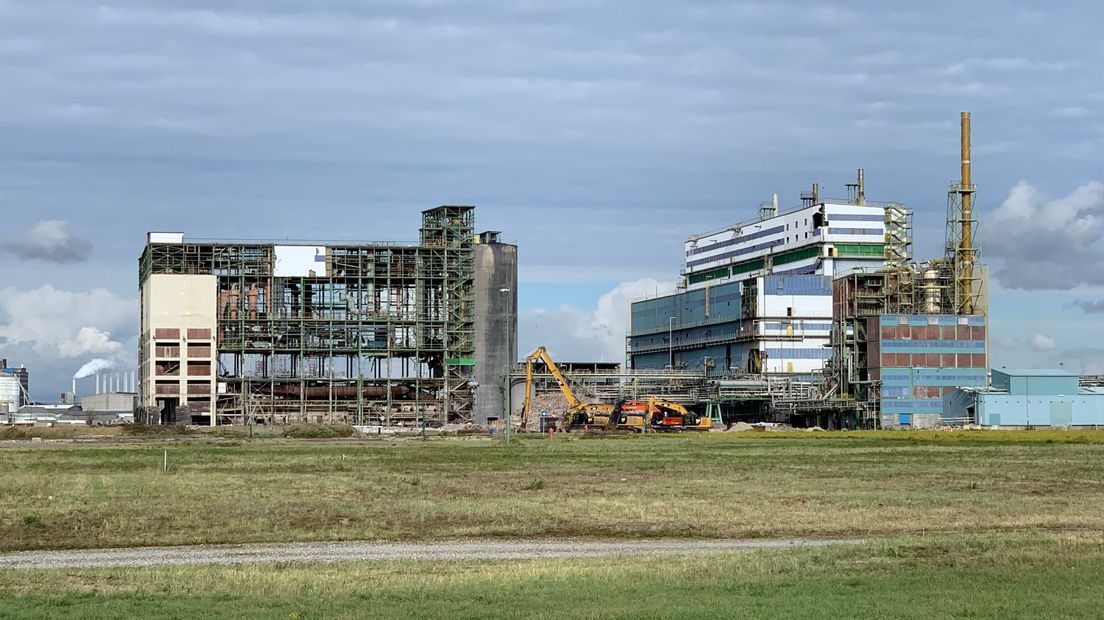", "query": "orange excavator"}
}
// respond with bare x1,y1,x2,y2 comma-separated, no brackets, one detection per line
645,396,712,431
